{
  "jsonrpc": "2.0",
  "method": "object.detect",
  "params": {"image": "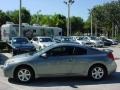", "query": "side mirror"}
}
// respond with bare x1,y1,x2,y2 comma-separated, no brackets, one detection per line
41,53,47,58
